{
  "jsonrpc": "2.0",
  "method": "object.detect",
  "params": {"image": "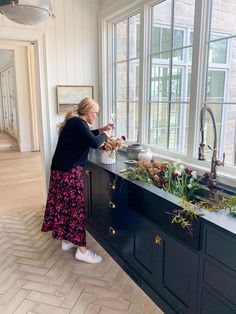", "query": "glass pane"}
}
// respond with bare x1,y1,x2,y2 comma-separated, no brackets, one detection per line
222,103,236,165
129,13,140,59
148,101,168,148
173,46,183,61
115,20,127,62
151,0,172,54
169,103,180,151
173,29,184,51
170,103,189,153
116,101,127,138
171,67,182,101
115,62,127,101
211,0,236,35
227,38,236,104
150,56,170,102
128,102,139,141
187,68,191,101
189,31,193,62
151,26,172,57
206,70,225,102
129,59,139,101
175,0,195,32
209,37,228,64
